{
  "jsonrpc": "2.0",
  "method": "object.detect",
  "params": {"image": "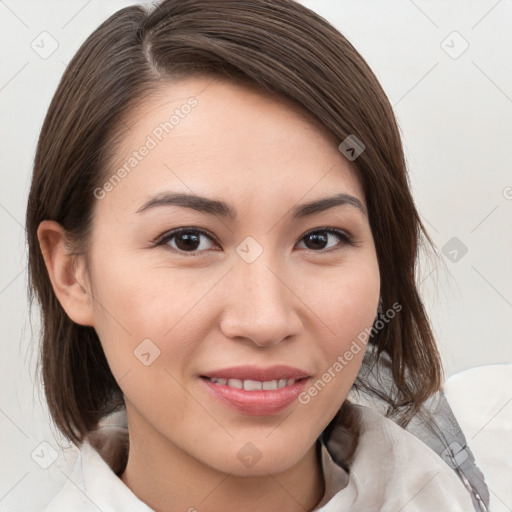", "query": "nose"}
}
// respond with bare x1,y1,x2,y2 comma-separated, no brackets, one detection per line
219,257,303,348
